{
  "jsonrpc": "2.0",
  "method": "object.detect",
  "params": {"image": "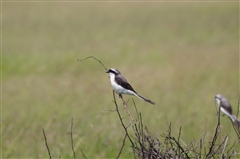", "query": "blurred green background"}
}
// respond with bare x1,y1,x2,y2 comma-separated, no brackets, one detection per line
2,2,239,158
